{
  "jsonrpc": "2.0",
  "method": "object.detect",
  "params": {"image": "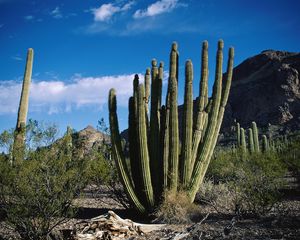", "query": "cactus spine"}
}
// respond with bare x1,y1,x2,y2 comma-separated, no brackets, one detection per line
13,48,33,164
108,40,234,213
